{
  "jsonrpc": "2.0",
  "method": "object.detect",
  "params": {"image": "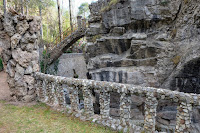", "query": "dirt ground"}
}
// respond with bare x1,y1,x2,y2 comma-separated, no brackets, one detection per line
0,71,11,100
